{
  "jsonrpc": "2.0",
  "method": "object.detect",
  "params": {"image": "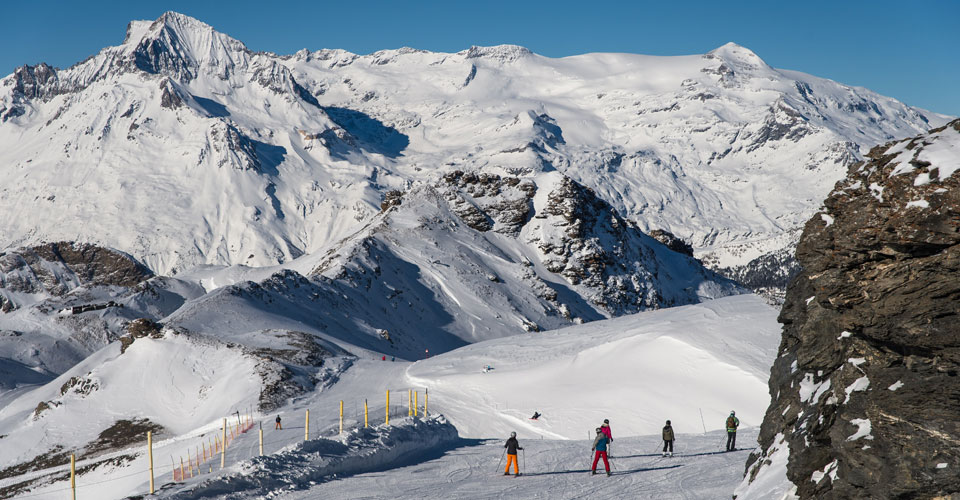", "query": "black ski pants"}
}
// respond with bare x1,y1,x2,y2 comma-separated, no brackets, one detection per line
662,440,673,453
726,431,736,451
